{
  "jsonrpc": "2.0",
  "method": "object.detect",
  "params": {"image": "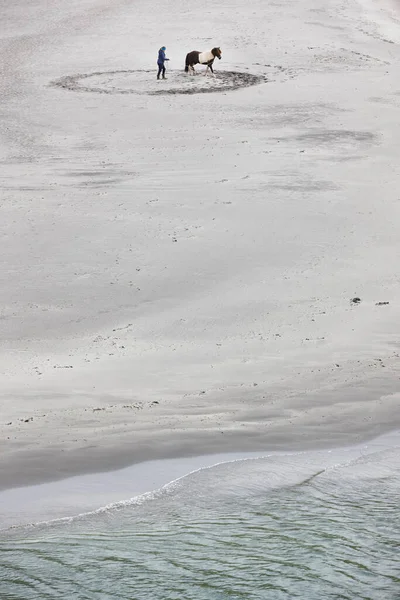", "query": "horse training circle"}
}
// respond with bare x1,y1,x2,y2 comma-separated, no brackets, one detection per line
51,69,267,96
